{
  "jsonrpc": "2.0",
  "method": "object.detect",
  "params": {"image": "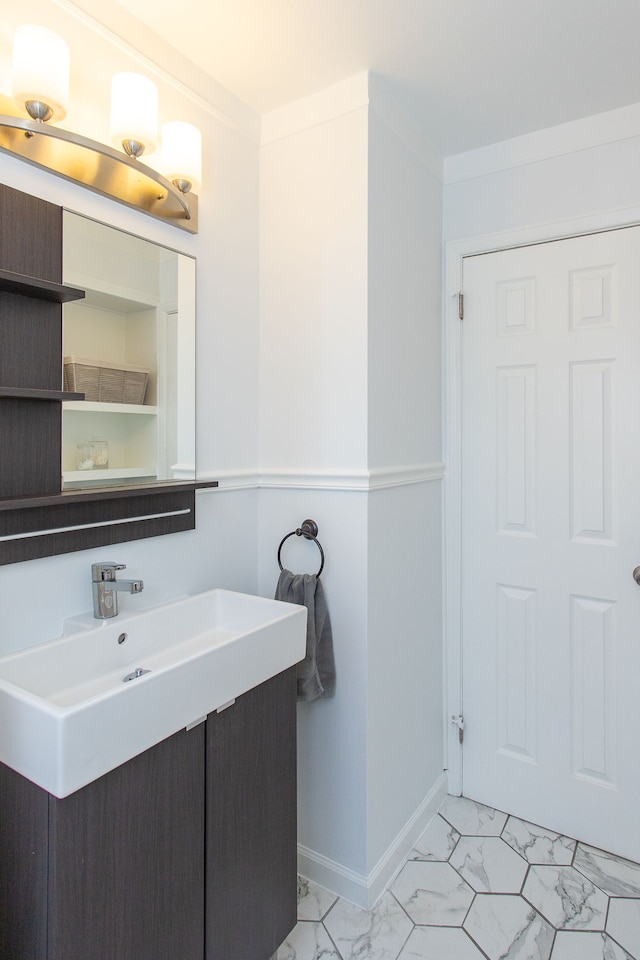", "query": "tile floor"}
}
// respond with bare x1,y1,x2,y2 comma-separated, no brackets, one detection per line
276,796,640,960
